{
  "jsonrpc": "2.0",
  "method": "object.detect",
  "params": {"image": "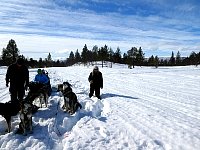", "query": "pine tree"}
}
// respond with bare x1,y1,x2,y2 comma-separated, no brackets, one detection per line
189,51,198,66
122,53,128,64
127,47,138,68
2,39,20,65
103,45,109,61
148,55,155,66
67,51,75,65
197,52,200,66
47,53,52,61
113,47,121,63
75,49,81,63
108,47,114,62
98,45,109,67
154,56,159,68
169,51,175,66
38,58,43,68
46,53,52,67
176,51,181,66
137,47,145,66
29,58,36,68
81,44,89,65
92,45,98,62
